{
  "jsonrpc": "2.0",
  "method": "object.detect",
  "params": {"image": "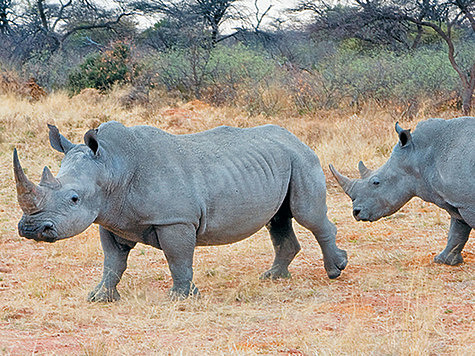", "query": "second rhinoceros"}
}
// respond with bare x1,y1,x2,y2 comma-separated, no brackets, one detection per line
330,117,474,265
14,121,347,301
